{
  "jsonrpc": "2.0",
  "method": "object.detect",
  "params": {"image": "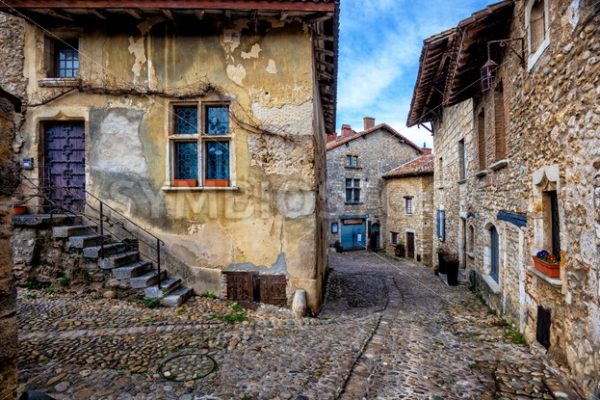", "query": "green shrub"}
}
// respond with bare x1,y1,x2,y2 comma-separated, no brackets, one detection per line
143,297,161,309
212,302,247,323
200,291,218,300
57,275,71,287
25,278,44,290
44,286,55,295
